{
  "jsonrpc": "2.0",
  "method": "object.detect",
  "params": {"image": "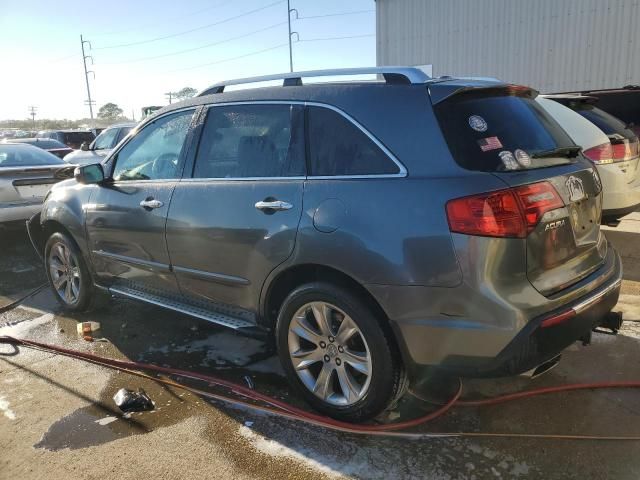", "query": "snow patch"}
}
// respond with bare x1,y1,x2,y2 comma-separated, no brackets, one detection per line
0,396,16,420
